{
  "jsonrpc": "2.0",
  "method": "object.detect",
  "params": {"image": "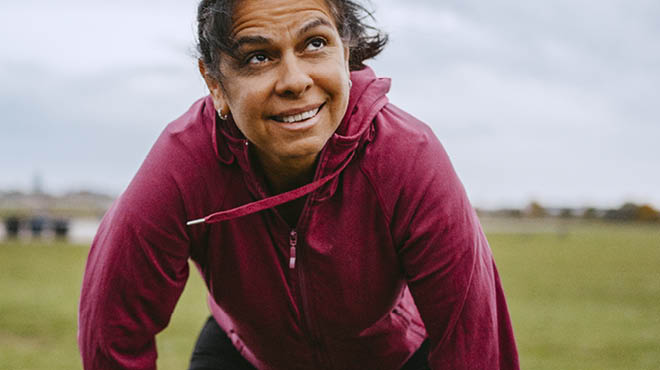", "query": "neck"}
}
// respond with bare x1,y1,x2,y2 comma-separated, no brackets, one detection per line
254,149,318,195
